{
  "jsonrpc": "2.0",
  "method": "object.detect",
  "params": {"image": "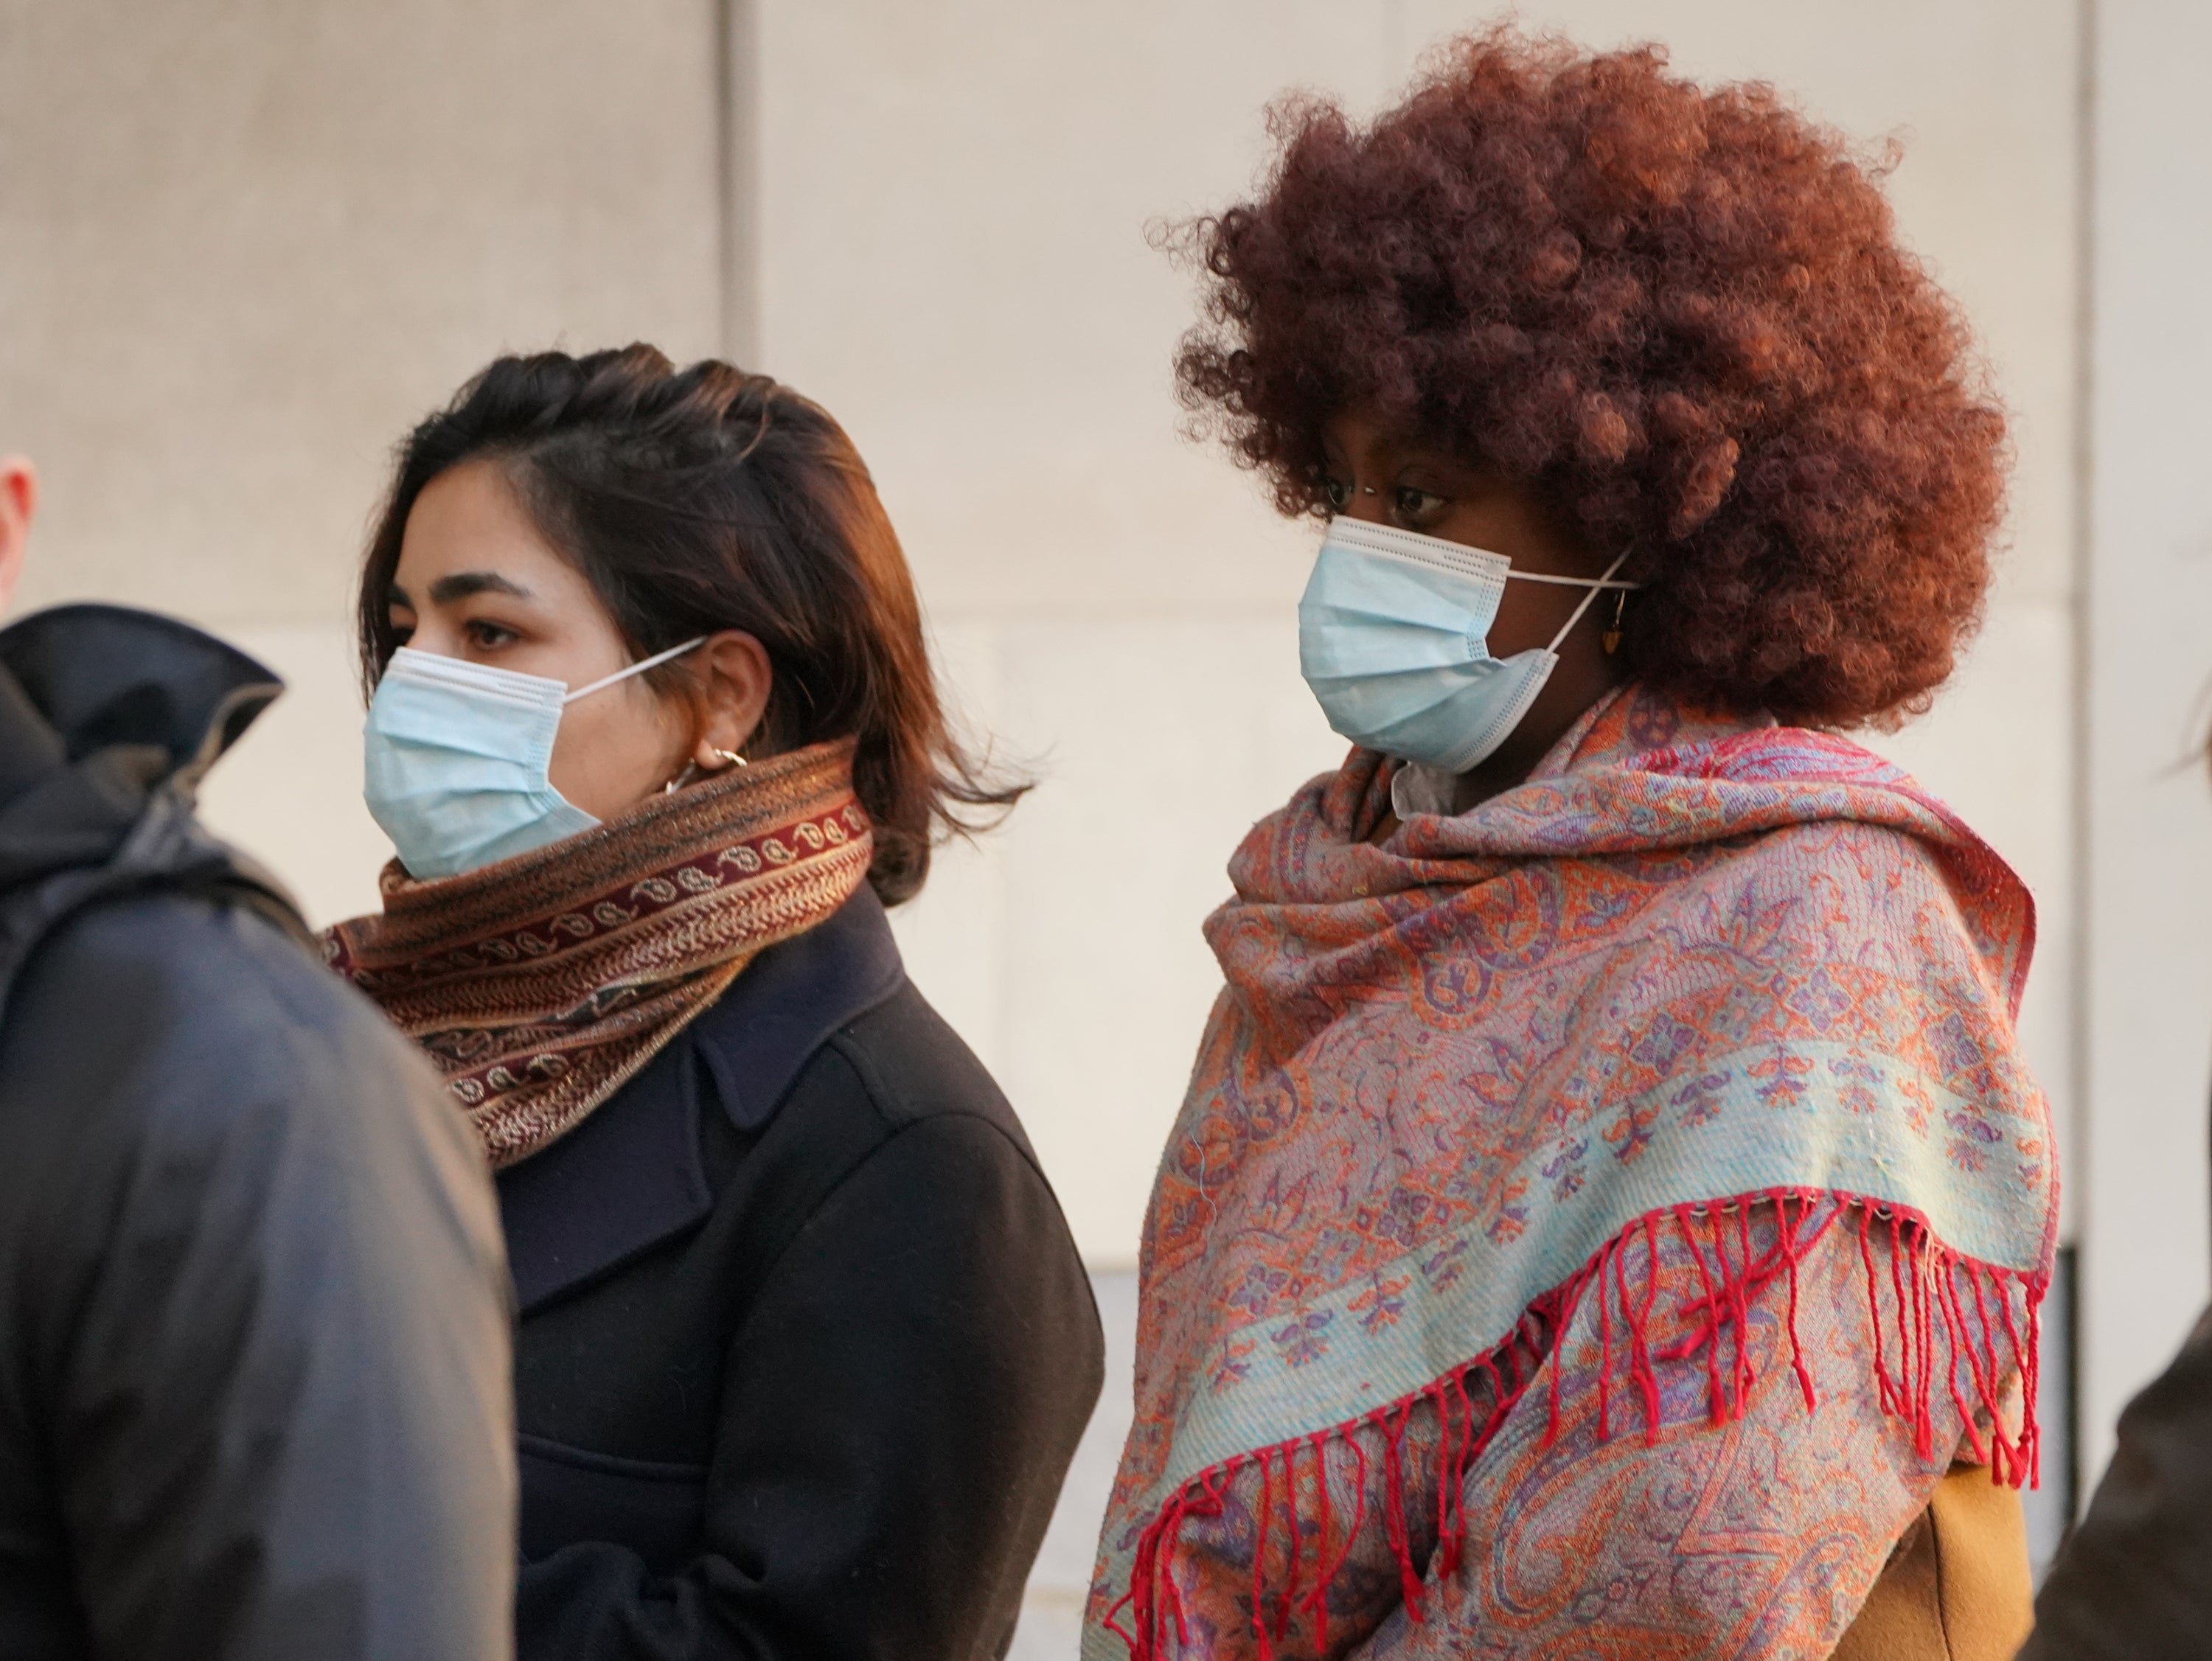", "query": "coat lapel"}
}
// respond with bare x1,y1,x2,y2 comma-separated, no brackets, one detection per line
498,887,906,1313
